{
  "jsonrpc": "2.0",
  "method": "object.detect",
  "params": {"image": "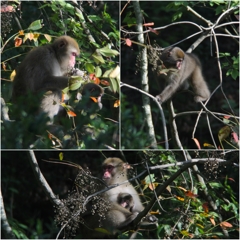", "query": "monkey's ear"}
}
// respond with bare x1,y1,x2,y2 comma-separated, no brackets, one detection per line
123,163,132,169
176,48,185,59
58,39,67,49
